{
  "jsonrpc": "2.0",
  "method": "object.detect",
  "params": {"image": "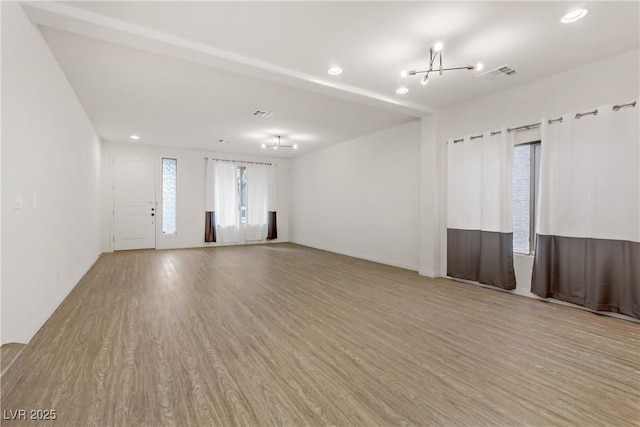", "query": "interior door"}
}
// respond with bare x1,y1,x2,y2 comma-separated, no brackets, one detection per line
113,154,156,250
